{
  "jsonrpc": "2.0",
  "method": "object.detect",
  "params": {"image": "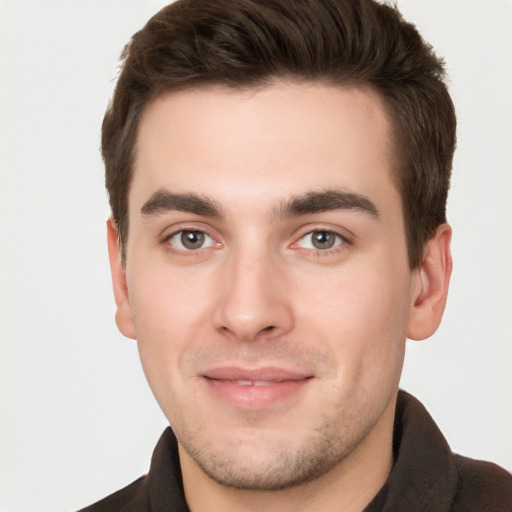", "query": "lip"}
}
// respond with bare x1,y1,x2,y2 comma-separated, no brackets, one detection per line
201,366,313,410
